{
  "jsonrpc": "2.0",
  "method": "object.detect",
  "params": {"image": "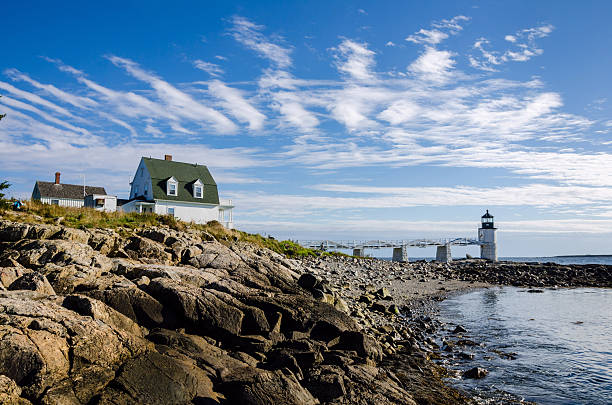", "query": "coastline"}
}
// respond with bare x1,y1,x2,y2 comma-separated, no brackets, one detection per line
301,255,612,403
0,215,610,404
